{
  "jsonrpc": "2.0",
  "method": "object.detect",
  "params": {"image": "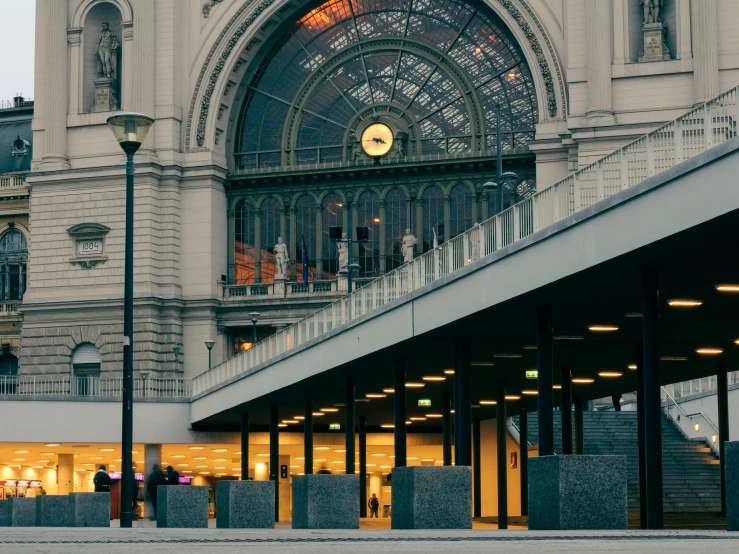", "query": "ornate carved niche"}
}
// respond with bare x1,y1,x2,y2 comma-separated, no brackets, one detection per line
67,223,111,269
